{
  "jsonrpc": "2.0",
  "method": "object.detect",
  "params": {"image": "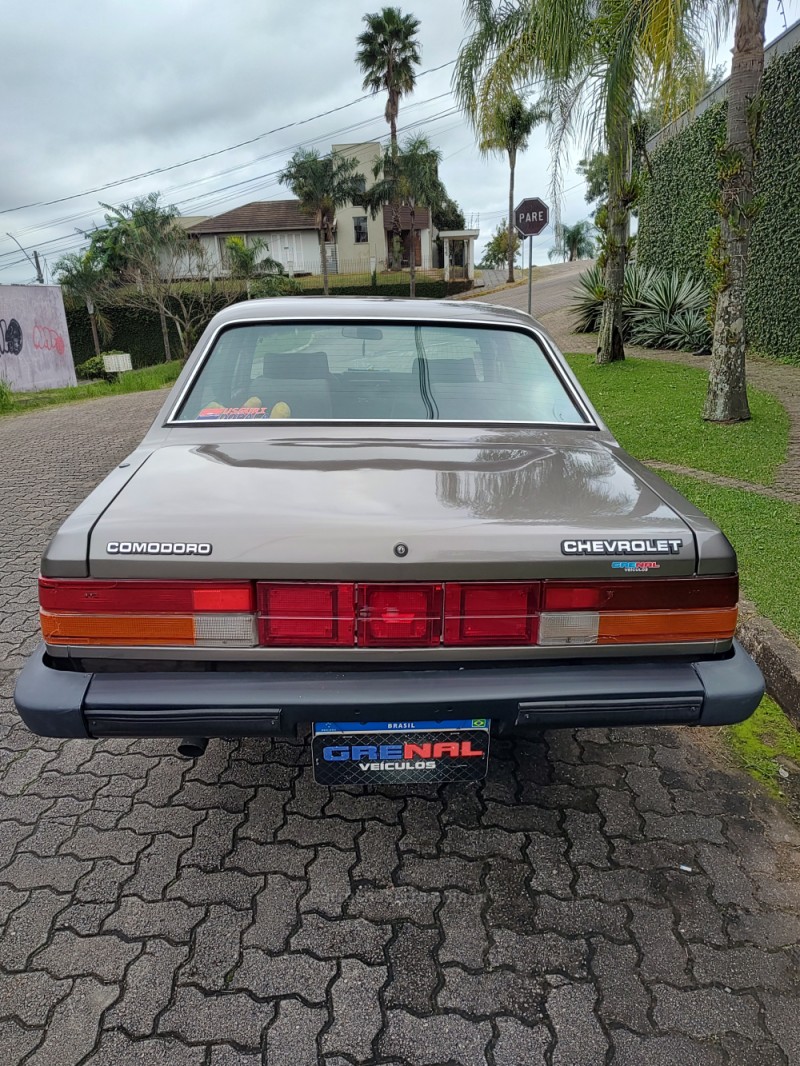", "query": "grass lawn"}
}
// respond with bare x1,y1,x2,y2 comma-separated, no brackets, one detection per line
568,354,788,486
0,362,182,416
659,473,800,644
726,695,800,800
